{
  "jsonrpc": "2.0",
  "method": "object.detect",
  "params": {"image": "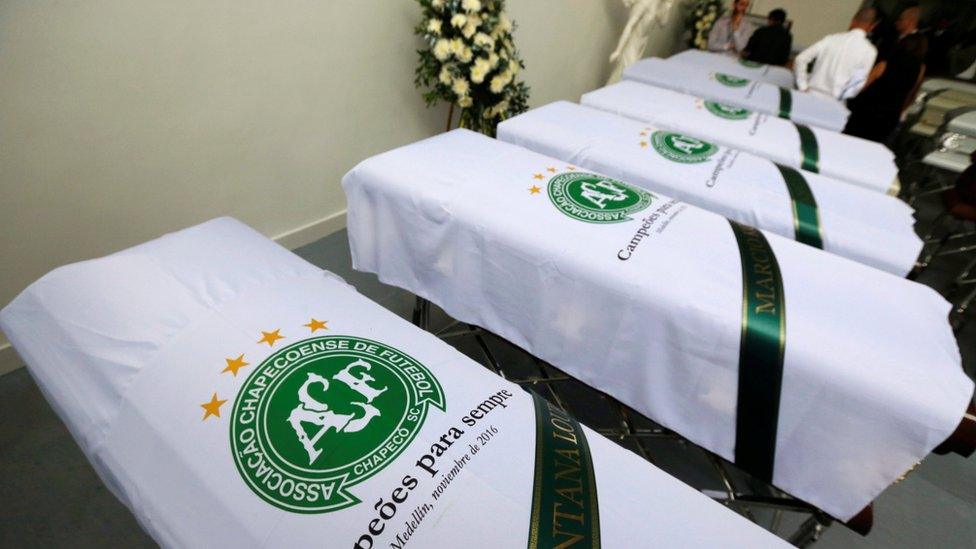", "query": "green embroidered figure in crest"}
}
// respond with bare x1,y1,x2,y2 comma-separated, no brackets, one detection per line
704,101,752,120
650,131,719,163
230,336,444,513
547,172,654,224
715,72,751,87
